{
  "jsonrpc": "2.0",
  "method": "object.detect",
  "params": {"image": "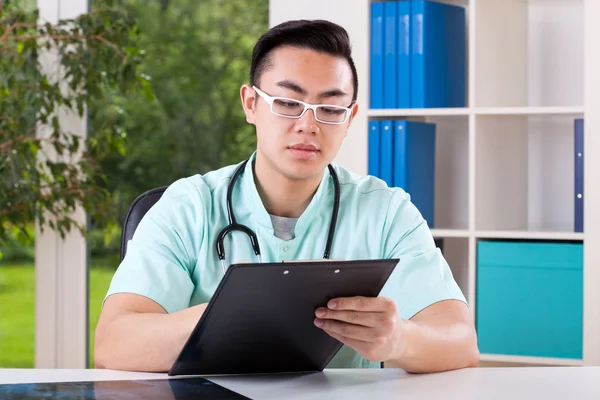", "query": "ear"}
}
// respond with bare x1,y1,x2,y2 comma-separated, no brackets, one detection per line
344,102,360,136
240,84,257,125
